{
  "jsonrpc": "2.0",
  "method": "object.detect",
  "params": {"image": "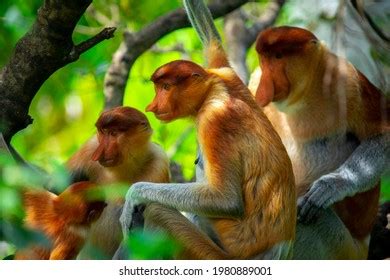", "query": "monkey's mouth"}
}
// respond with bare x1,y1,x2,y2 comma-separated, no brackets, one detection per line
155,112,173,121
99,158,117,167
